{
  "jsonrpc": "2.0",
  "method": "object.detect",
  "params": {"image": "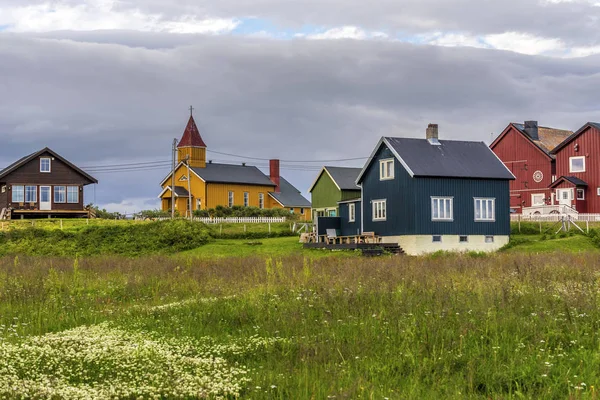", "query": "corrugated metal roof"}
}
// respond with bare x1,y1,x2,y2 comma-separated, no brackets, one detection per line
173,186,190,196
192,163,276,186
325,166,362,190
384,137,514,180
513,123,572,154
269,178,311,207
